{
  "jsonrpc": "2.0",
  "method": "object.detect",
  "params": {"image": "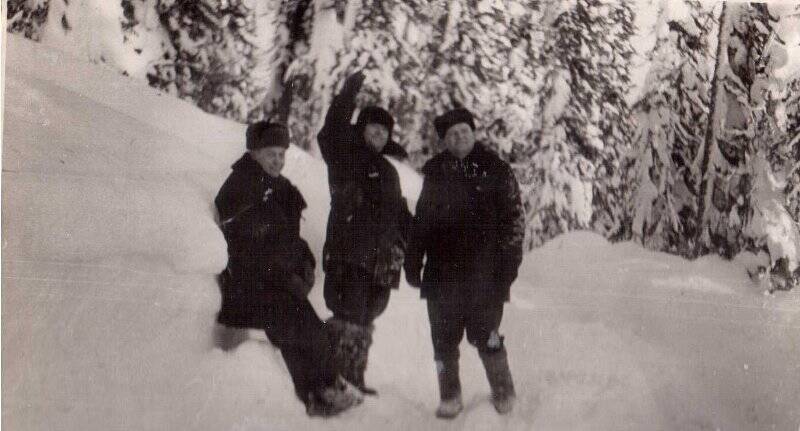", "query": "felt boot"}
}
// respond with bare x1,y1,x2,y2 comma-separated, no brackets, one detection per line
435,359,463,419
479,349,516,414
